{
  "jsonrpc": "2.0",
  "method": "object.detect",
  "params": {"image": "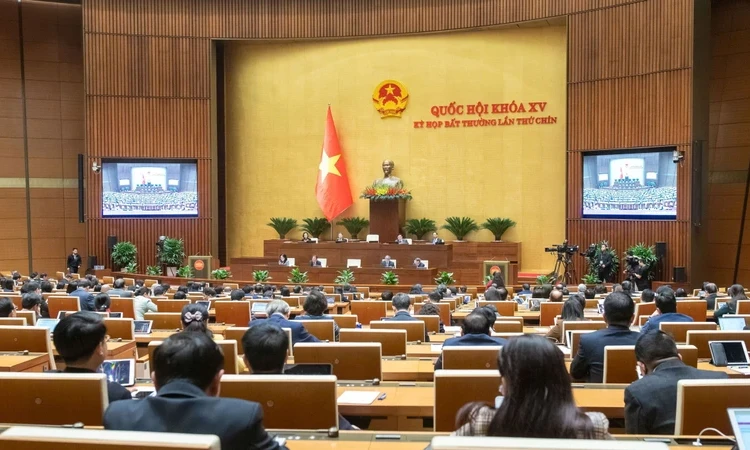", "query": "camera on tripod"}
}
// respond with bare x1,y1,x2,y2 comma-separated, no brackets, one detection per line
544,244,580,255
582,243,597,258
